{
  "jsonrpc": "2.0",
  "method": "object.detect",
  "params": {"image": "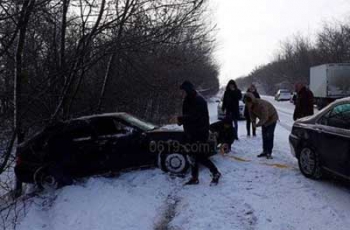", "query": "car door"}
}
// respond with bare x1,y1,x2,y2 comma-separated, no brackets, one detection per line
111,118,153,169
67,120,100,176
316,103,350,177
89,117,124,170
89,117,146,170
